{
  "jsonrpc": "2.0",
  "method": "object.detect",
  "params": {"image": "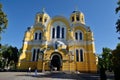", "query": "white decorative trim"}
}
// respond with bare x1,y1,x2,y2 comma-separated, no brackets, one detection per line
50,53,61,60
50,21,66,40
74,30,84,41
22,50,31,53
31,47,40,61
68,40,94,46
70,22,89,31
34,30,42,40
75,48,84,62
75,50,95,53
24,40,45,45
24,40,94,47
